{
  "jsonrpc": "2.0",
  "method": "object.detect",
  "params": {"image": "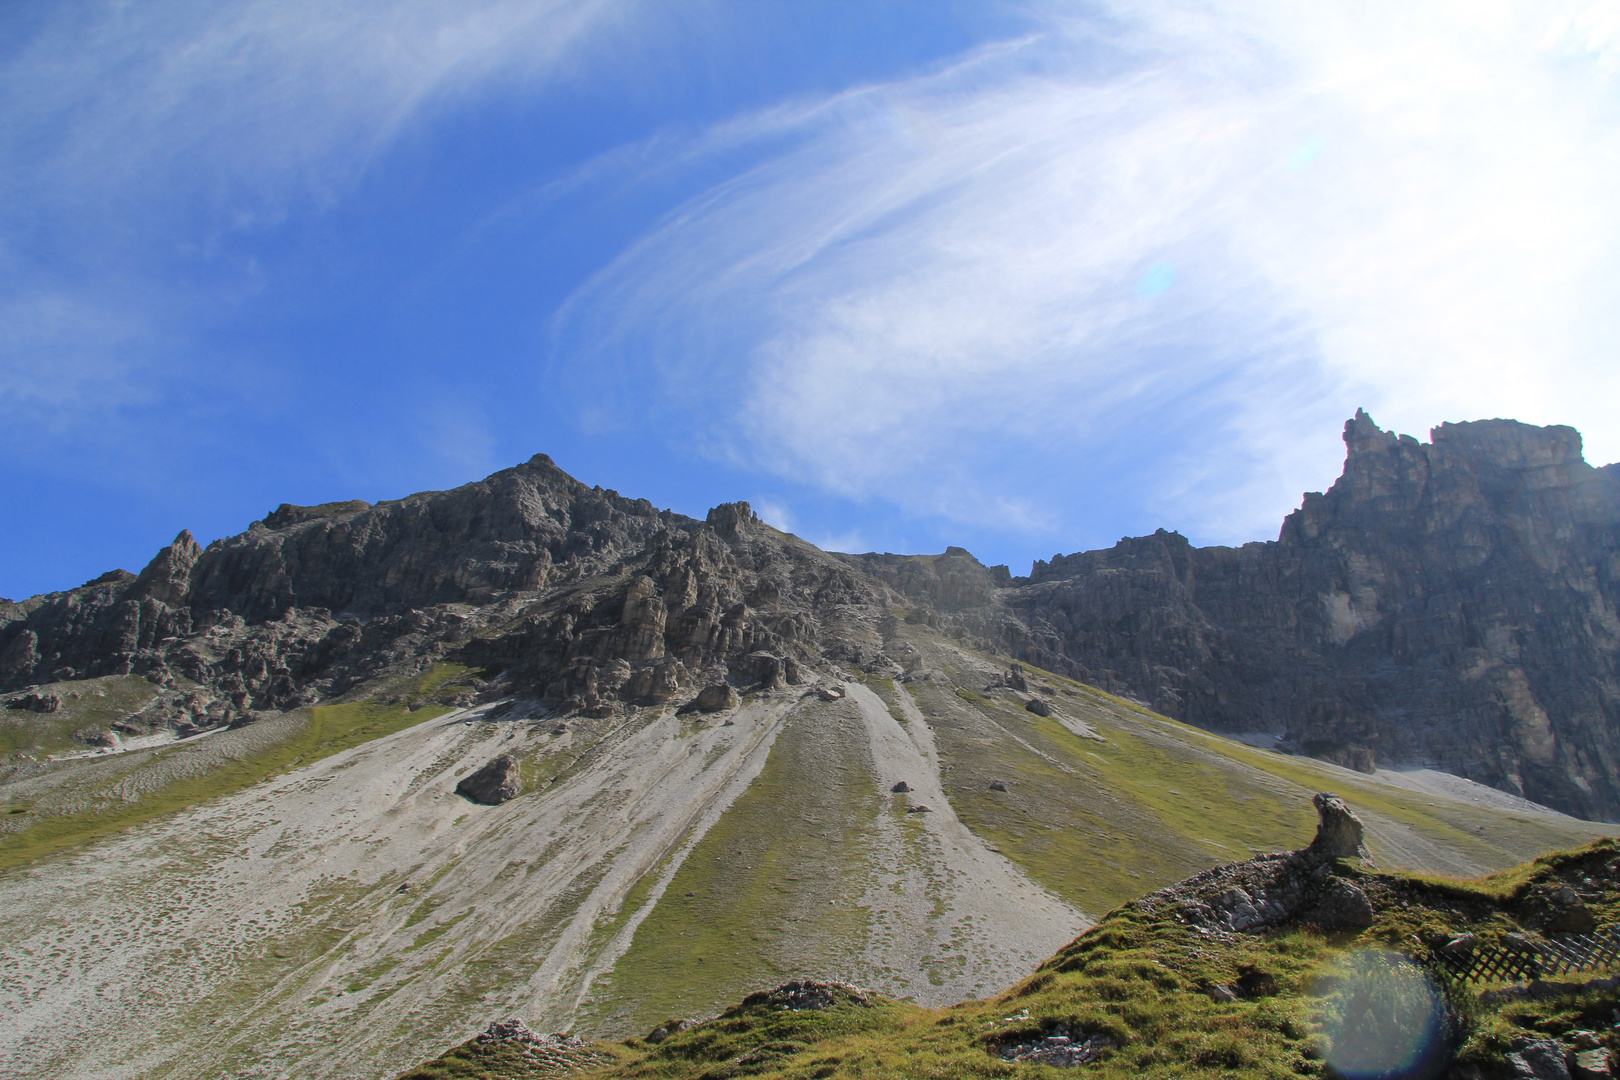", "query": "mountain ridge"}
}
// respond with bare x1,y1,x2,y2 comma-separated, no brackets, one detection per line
6,411,1617,817
5,410,1620,1077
